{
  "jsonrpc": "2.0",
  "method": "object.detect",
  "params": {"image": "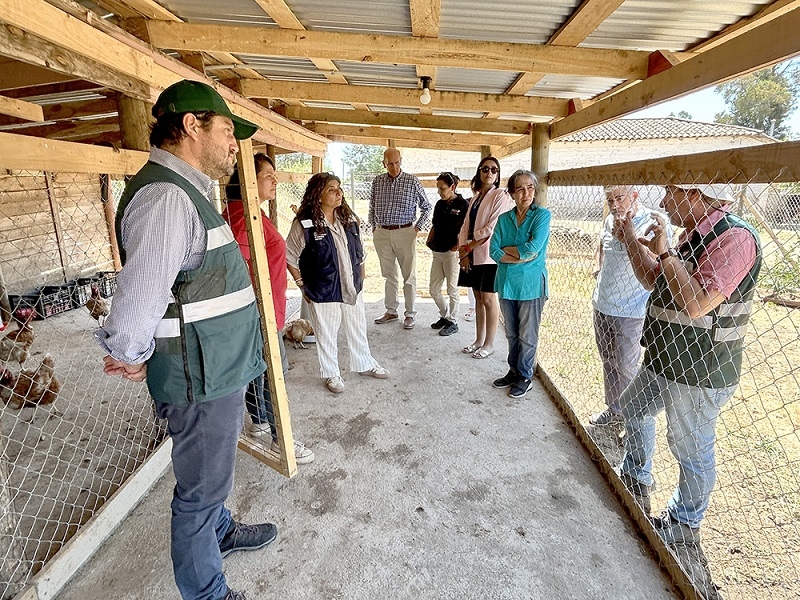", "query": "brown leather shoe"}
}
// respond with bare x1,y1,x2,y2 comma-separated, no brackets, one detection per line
403,316,416,329
374,312,398,324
